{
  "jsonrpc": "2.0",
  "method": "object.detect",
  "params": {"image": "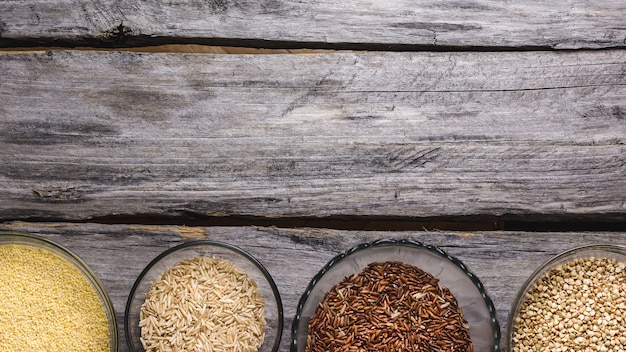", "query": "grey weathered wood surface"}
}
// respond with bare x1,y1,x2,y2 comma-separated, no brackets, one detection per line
1,50,625,222
0,0,625,49
1,222,624,352
2,0,625,351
